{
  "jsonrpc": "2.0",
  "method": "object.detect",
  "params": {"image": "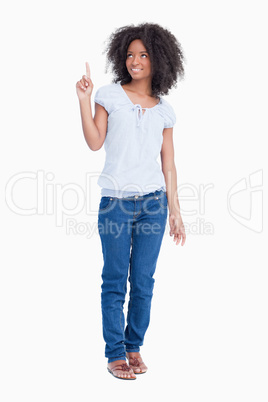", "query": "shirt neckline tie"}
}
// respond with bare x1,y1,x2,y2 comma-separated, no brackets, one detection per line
133,104,146,127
